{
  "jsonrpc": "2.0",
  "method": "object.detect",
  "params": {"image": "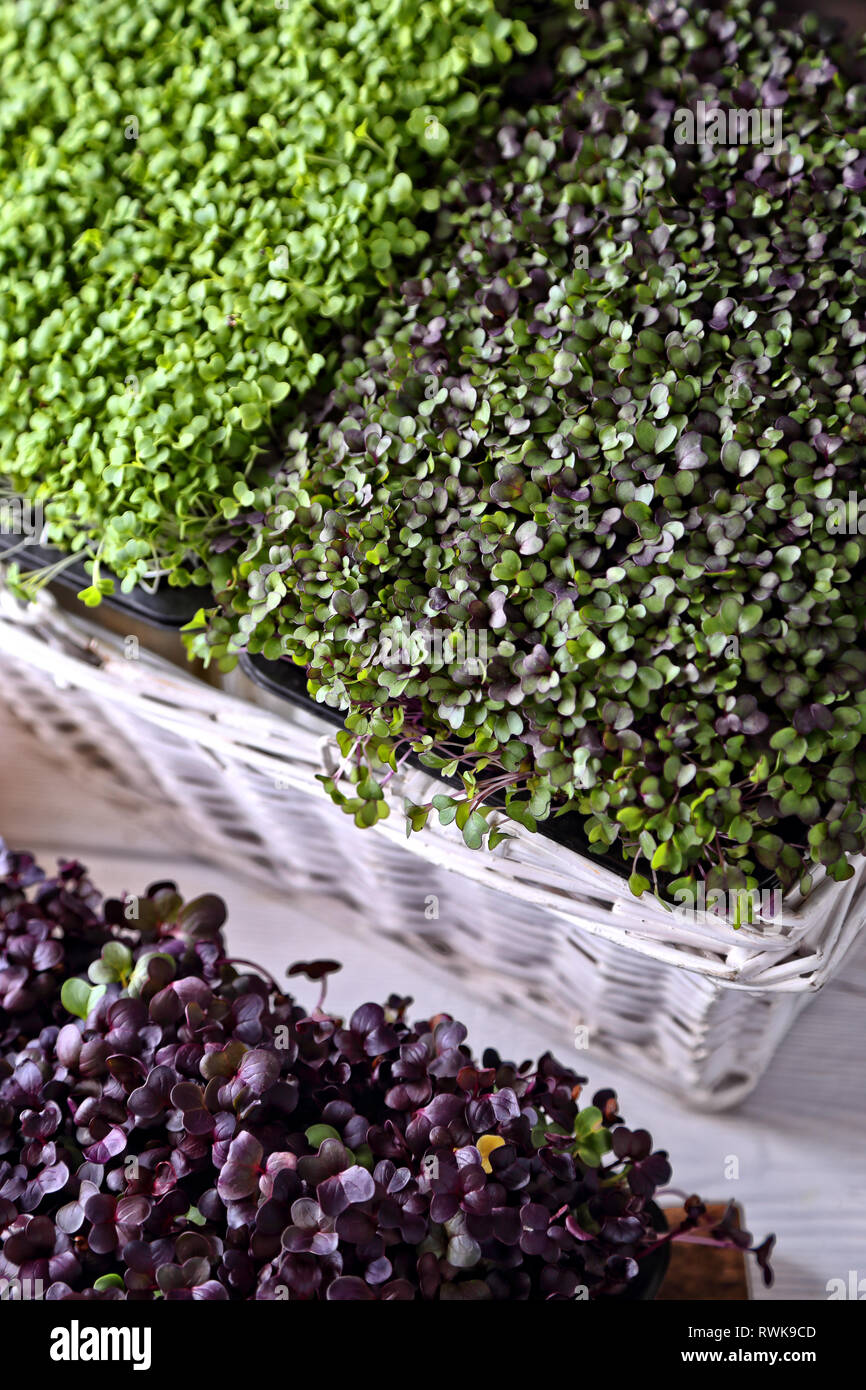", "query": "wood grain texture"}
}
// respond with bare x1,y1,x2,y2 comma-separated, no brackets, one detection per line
657,1205,749,1301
